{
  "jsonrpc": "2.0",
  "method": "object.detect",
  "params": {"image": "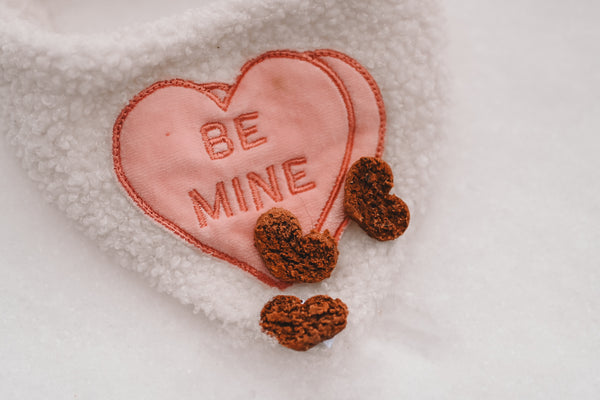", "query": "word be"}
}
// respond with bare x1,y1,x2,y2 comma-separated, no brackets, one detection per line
188,157,316,228
200,111,266,160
